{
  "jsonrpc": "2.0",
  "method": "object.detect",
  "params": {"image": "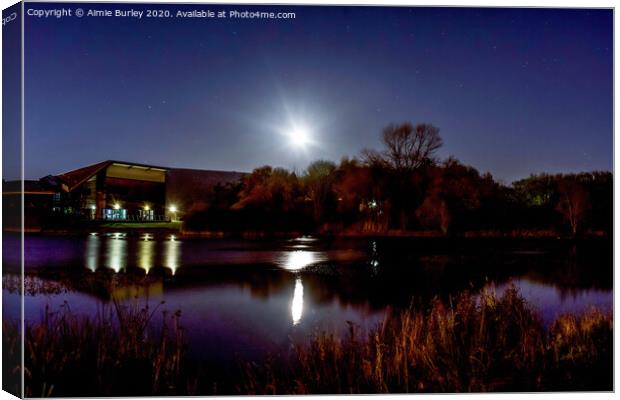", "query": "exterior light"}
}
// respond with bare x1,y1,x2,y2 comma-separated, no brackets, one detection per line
144,205,150,211
169,205,178,222
113,203,120,210
91,205,96,210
